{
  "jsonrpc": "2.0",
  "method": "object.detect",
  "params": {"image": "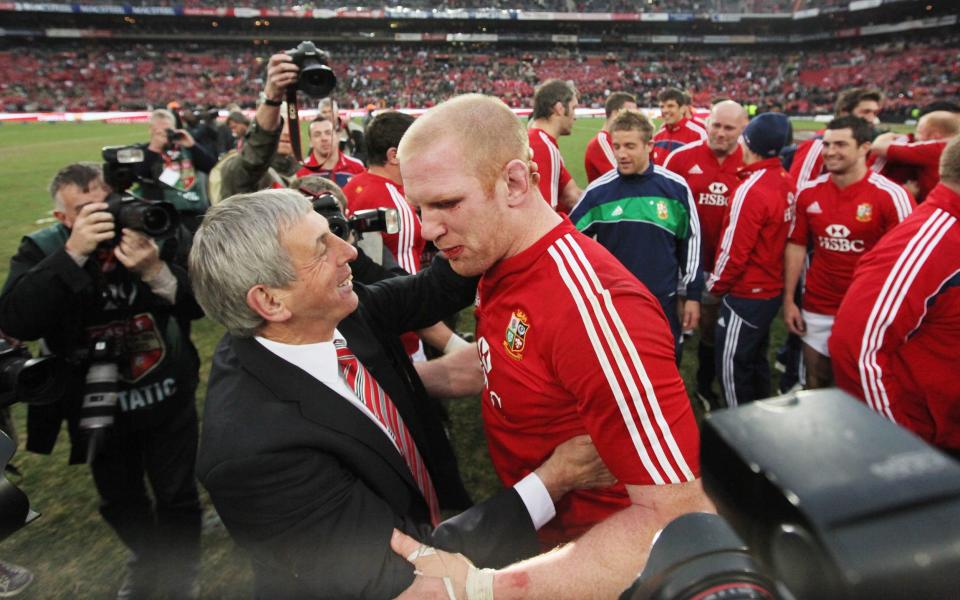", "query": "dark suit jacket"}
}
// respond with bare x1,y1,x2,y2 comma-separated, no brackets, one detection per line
197,258,539,599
